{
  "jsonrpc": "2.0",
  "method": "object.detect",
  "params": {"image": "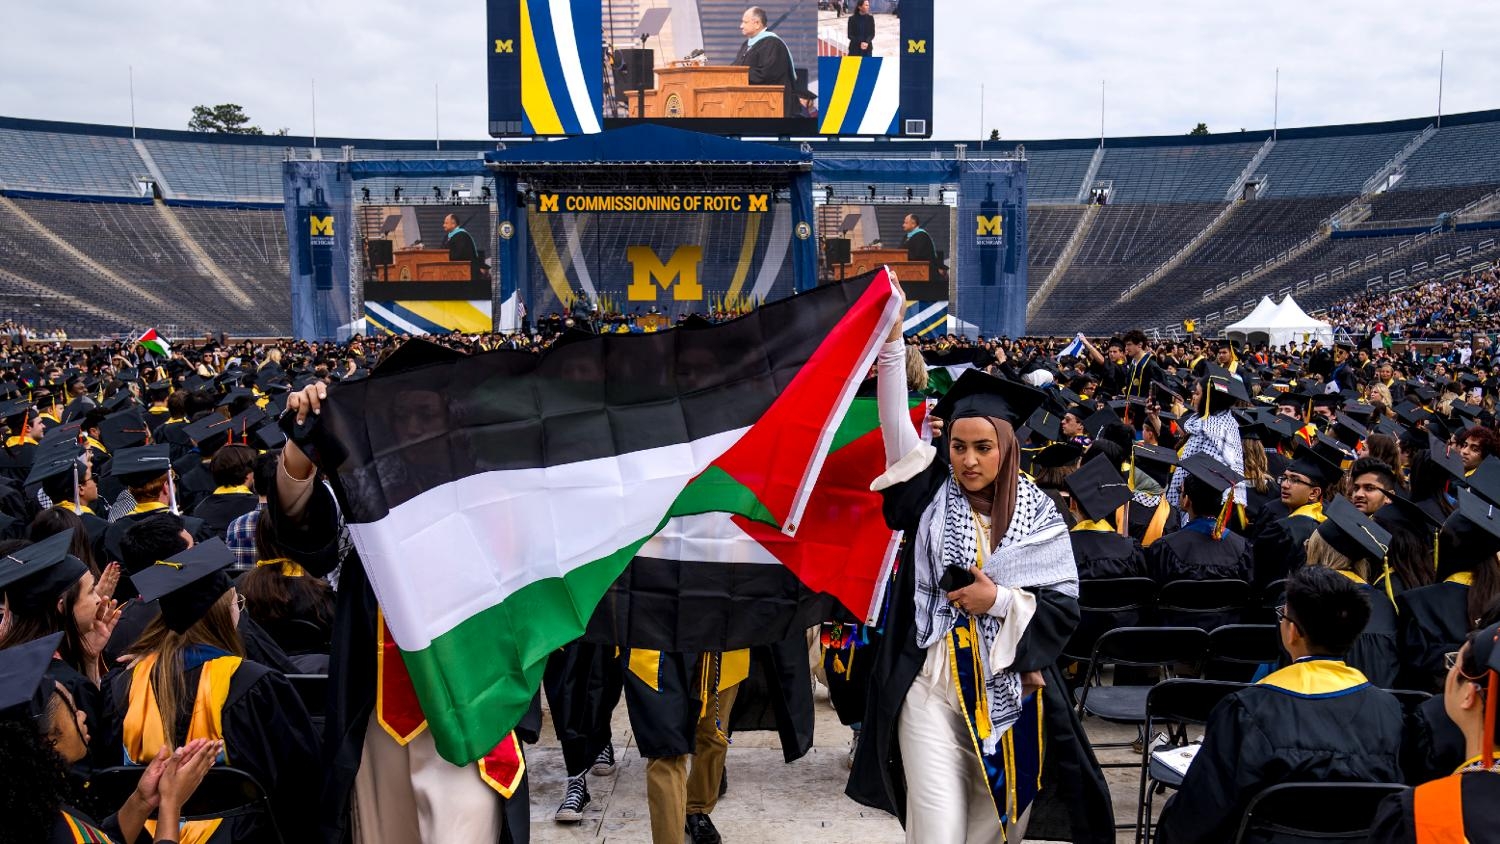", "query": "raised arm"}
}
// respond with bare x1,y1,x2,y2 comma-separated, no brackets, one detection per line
878,321,920,467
